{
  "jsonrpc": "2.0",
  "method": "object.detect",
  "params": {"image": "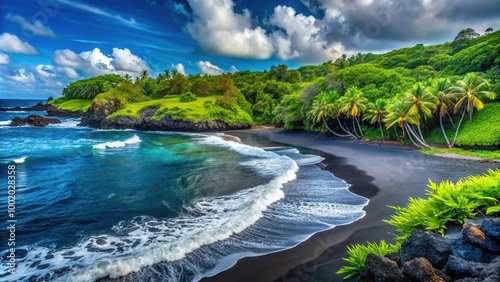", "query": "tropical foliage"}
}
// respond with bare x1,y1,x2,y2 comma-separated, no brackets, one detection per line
337,169,500,279
62,74,125,99
54,30,499,147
